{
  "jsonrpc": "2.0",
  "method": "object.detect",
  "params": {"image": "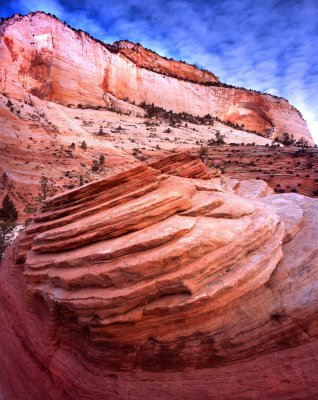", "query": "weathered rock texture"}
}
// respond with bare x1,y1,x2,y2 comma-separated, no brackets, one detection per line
0,91,138,221
112,40,220,84
0,12,313,144
1,155,318,399
0,11,315,219
0,88,272,222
